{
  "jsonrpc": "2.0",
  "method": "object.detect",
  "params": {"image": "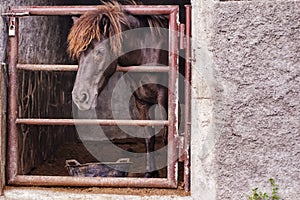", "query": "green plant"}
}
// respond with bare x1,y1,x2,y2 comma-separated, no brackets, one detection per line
269,178,280,200
247,178,281,200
